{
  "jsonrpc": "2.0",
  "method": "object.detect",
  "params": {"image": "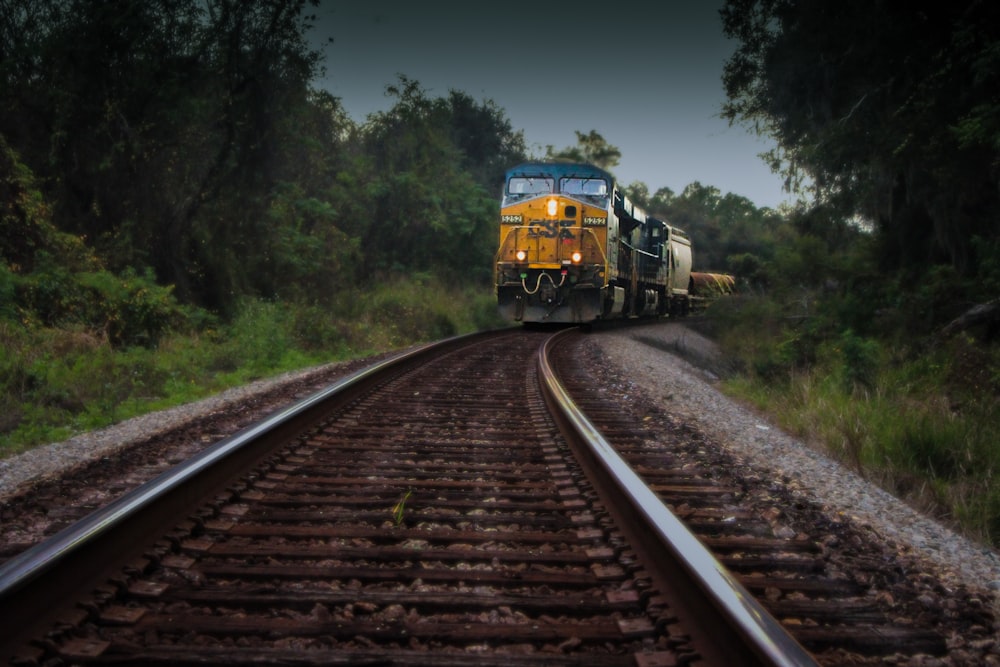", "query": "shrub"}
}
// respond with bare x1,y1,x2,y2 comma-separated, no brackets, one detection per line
76,268,186,347
0,265,16,320
836,329,880,393
223,300,299,375
290,304,349,353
